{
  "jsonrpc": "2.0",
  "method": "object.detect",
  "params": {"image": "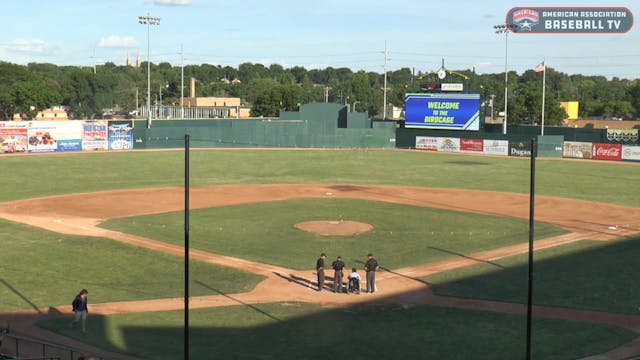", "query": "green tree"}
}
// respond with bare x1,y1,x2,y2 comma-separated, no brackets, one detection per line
11,77,62,119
